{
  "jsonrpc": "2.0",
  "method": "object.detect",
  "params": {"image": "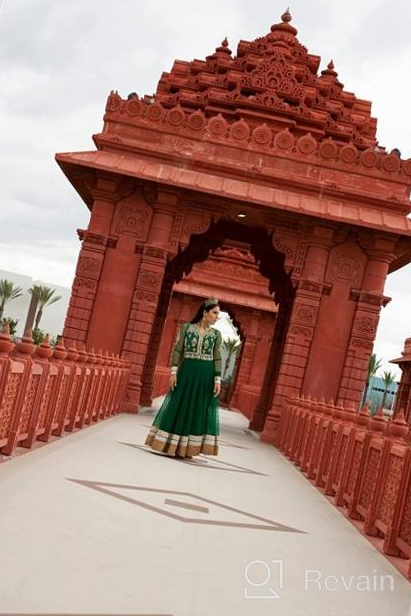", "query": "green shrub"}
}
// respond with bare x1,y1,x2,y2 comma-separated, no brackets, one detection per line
1,317,19,337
